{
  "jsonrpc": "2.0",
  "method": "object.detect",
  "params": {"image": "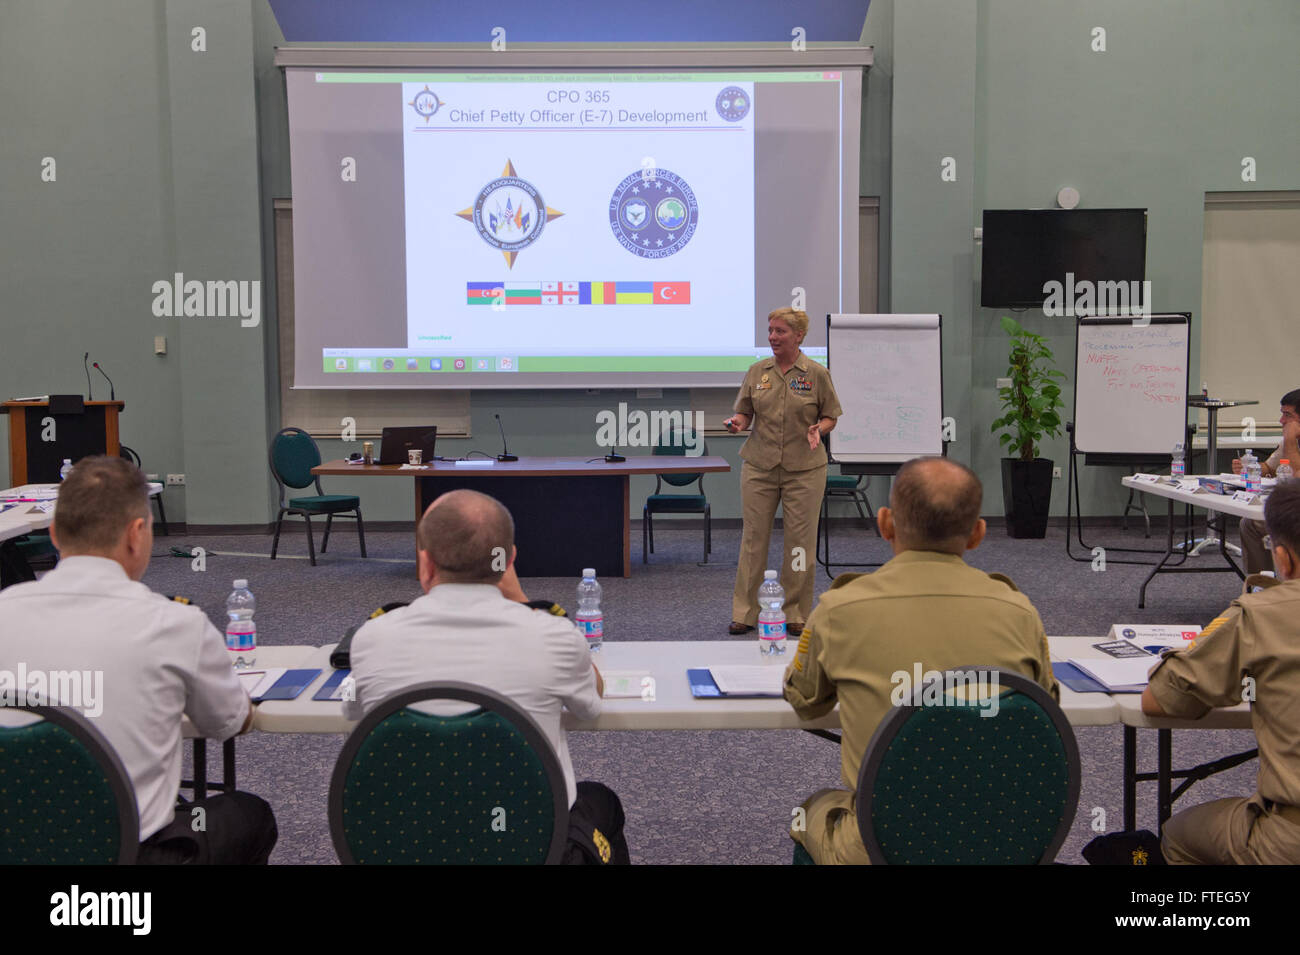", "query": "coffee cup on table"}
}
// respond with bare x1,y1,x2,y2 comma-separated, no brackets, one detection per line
408,449,423,466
